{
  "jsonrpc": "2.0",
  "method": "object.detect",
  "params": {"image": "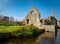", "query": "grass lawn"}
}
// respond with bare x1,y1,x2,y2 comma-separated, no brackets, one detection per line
0,26,23,33
0,25,45,38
